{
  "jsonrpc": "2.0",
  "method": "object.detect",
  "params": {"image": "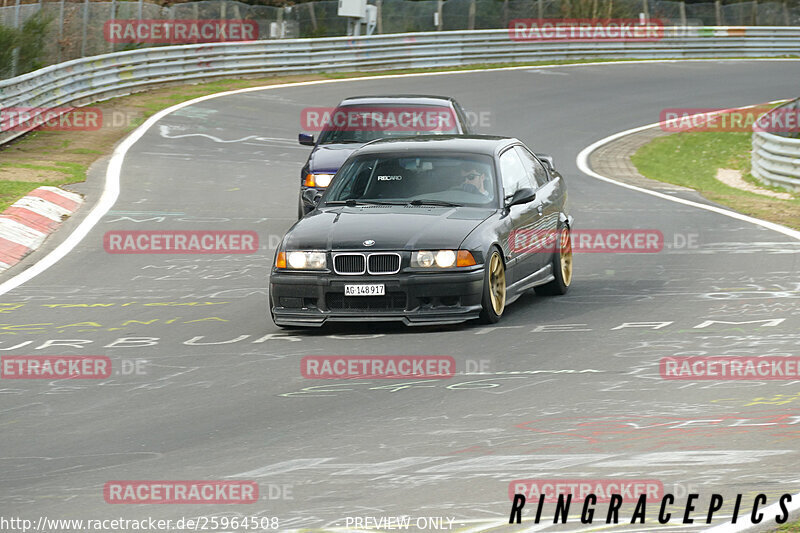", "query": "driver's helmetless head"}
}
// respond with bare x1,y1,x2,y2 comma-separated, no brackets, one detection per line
461,161,487,184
